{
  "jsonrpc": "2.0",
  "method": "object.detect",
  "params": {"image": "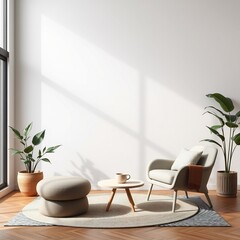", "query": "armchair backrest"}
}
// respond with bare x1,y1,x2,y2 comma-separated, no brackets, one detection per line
190,145,218,168
188,145,218,192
